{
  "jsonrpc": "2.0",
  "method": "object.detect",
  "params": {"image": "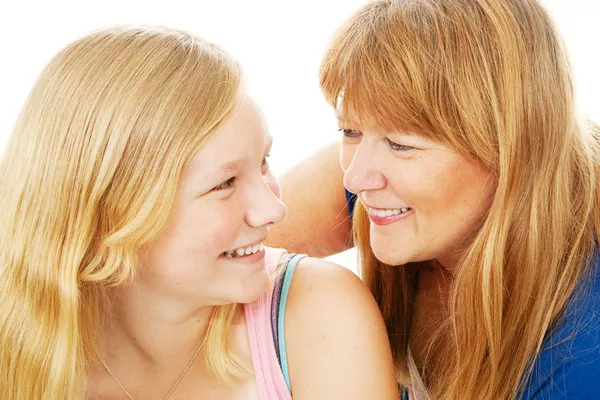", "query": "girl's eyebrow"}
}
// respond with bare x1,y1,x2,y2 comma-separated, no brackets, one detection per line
217,159,244,175
264,135,273,154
